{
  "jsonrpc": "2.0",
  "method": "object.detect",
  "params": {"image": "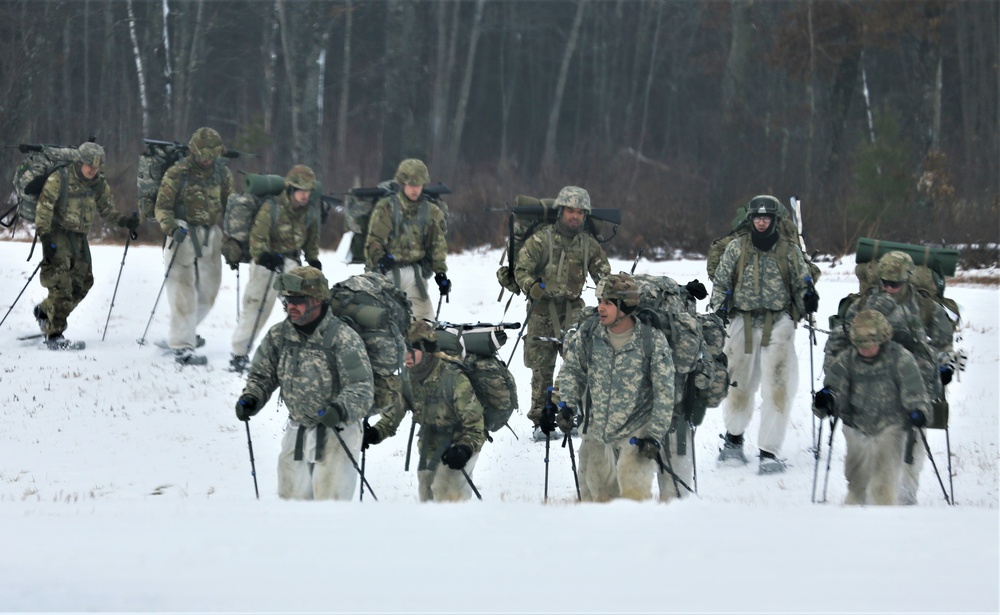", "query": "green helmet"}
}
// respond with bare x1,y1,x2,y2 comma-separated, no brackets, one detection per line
596,272,640,308
394,159,430,186
285,164,317,191
78,142,106,168
877,251,914,283
407,320,438,351
188,127,225,165
554,186,591,213
746,195,781,219
849,309,893,349
272,266,330,301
